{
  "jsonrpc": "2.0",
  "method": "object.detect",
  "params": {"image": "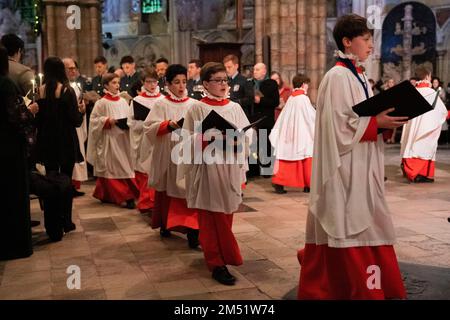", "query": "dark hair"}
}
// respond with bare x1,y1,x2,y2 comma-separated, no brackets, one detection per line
120,55,134,66
409,77,418,81
0,45,8,76
333,14,373,52
165,64,187,83
102,73,120,87
431,76,441,85
43,57,70,104
188,59,202,69
0,34,25,57
156,57,169,65
94,56,107,64
201,62,226,83
271,71,284,89
141,67,158,81
368,78,375,85
292,73,310,88
223,54,239,65
415,65,431,80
